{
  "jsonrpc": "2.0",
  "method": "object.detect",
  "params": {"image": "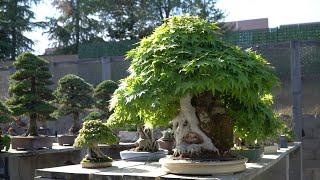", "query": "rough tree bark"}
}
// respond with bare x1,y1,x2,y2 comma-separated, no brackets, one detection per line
193,91,234,155
69,111,80,135
172,94,219,158
86,143,106,160
27,113,38,136
134,125,159,152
